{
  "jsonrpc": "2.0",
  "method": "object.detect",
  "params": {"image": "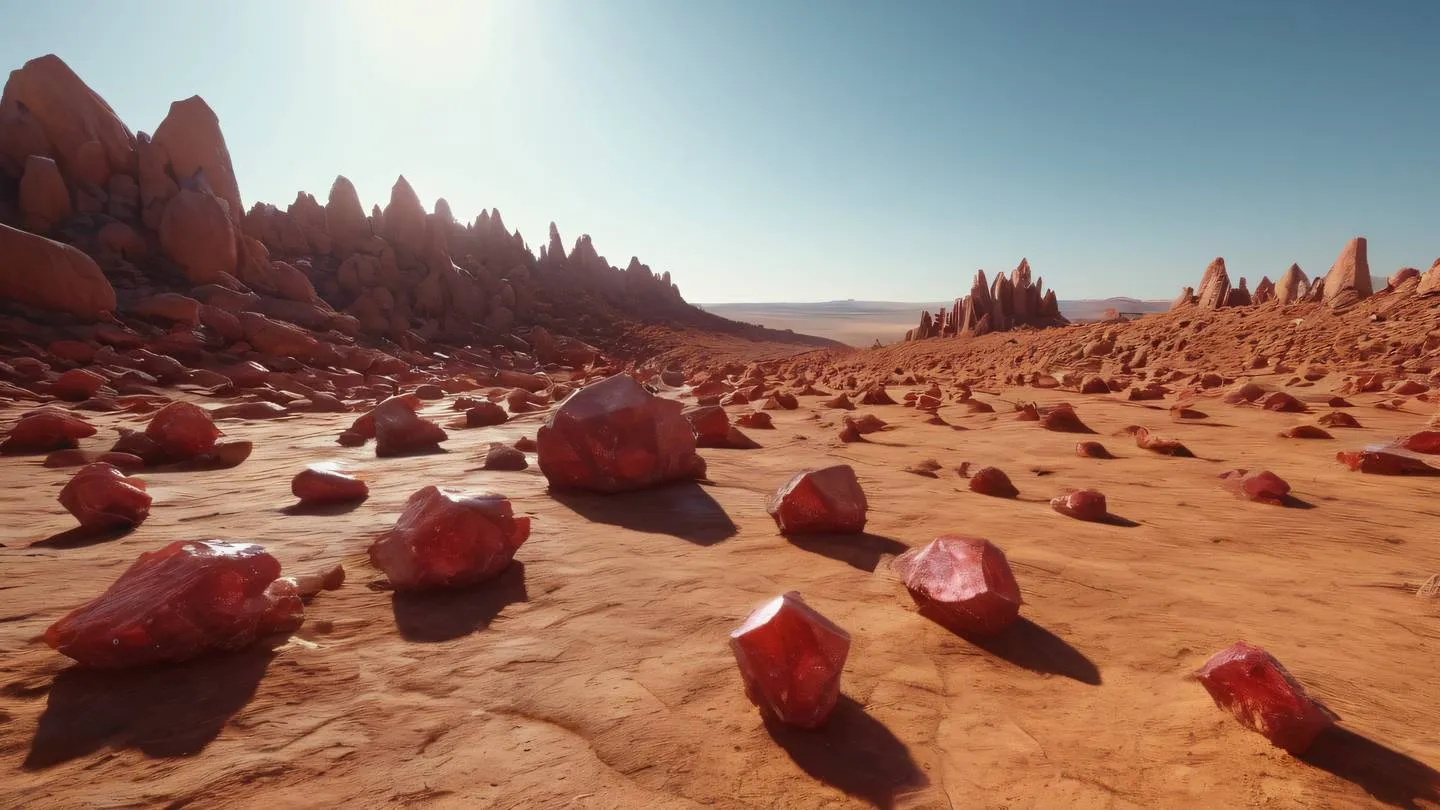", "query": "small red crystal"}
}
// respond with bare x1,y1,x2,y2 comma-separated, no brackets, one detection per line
1134,427,1193,457
1075,441,1114,459
1218,469,1291,504
1050,489,1108,521
893,535,1022,637
144,401,221,461
59,462,152,529
2,409,96,453
766,465,868,534
371,395,447,457
291,466,369,504
729,591,850,729
367,486,530,590
43,540,304,668
537,374,705,492
968,466,1019,498
1193,641,1338,754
